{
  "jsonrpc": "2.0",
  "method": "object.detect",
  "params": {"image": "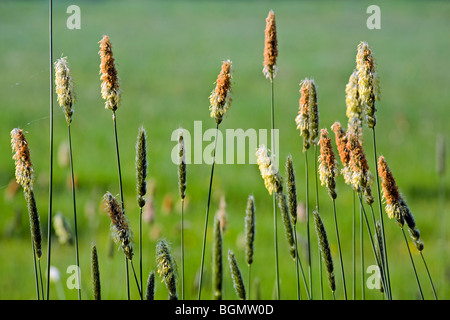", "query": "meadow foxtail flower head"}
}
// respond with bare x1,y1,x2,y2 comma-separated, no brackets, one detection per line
99,35,121,112
136,127,147,208
54,56,75,124
209,60,232,124
256,144,282,195
331,122,352,185
91,242,101,300
213,216,223,300
11,128,34,191
345,70,363,142
103,191,133,260
318,128,339,200
178,128,187,200
295,79,319,151
285,155,297,226
245,195,256,266
263,10,278,80
156,239,178,300
356,41,380,129
347,133,374,204
314,210,335,293
228,250,246,300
